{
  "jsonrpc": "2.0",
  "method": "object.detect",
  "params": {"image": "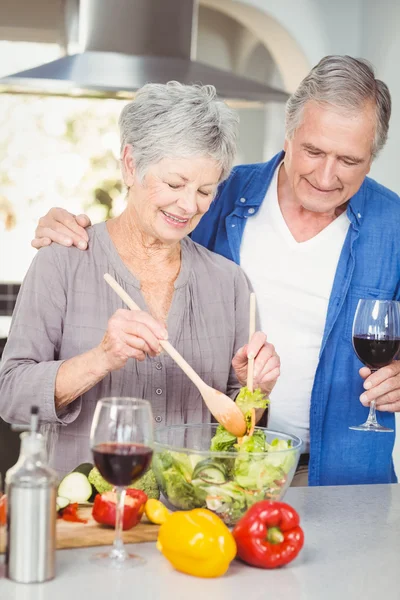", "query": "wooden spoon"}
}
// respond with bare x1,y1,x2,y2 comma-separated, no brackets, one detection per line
246,292,257,393
103,273,247,437
247,292,257,437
